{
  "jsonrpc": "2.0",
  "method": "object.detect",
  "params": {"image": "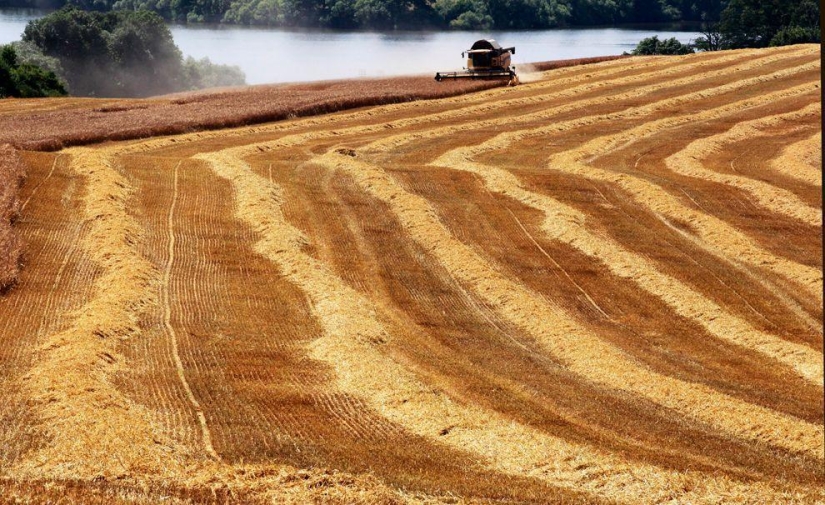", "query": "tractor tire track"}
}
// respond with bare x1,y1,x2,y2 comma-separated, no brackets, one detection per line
11,148,192,480
163,161,219,460
194,145,818,504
